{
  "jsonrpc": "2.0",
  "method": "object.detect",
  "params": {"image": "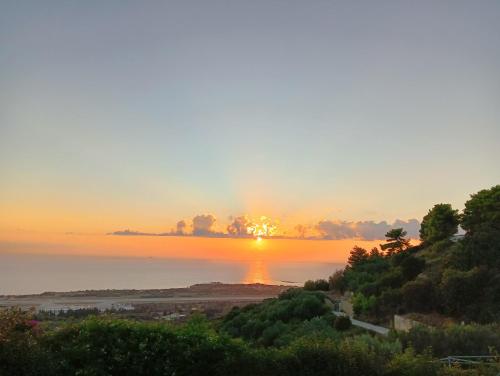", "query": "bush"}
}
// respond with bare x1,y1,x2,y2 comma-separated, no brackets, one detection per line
334,316,352,331
396,324,500,358
402,278,435,313
400,256,426,281
386,348,440,376
303,279,329,291
439,267,485,316
5,311,497,376
378,288,403,316
352,293,377,316
0,308,53,376
221,290,329,344
43,316,260,376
